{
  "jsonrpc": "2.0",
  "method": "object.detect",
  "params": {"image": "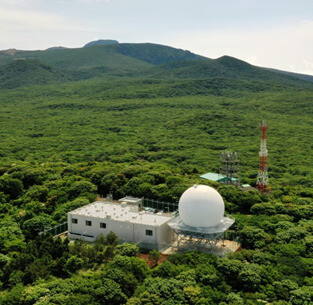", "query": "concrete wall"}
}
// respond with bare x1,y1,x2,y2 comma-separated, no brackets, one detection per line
68,213,174,250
